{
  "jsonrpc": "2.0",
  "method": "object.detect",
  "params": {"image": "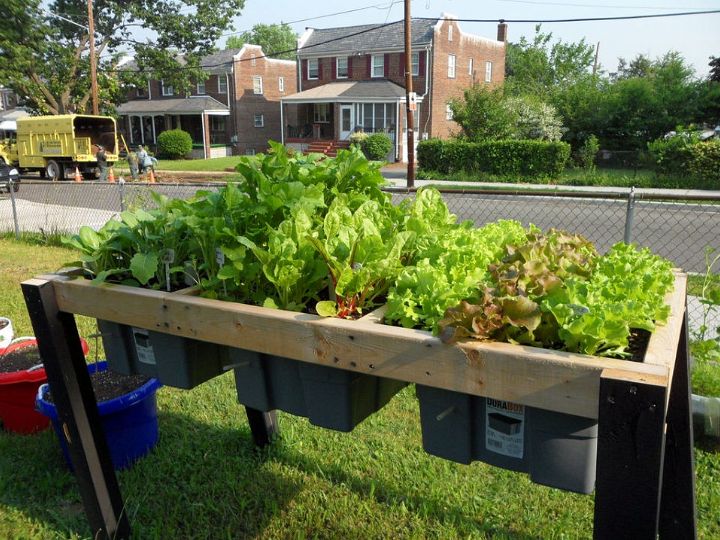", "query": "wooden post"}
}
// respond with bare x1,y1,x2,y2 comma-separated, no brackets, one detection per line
21,276,129,540
594,368,667,539
245,408,279,447
659,311,697,539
